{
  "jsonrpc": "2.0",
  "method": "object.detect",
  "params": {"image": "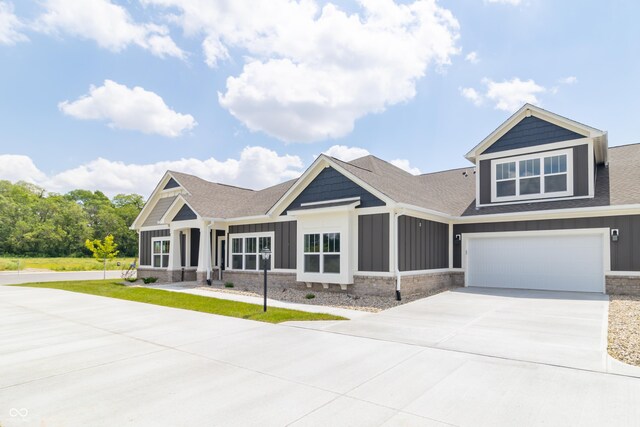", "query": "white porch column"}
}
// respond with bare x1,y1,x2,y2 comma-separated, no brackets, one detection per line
166,227,182,271
197,220,211,279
